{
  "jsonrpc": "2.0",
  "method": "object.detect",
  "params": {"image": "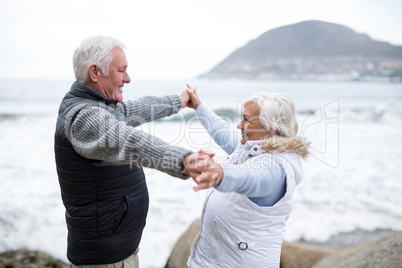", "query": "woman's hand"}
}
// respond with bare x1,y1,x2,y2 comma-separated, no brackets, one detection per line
182,152,212,178
186,84,202,110
192,150,223,192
